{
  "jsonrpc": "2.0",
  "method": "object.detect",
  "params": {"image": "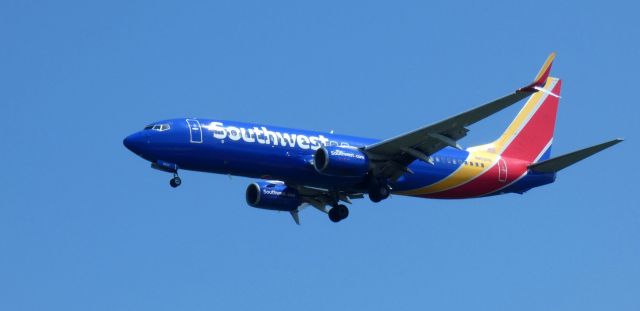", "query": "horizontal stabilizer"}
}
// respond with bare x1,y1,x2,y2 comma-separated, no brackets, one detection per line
528,139,623,173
